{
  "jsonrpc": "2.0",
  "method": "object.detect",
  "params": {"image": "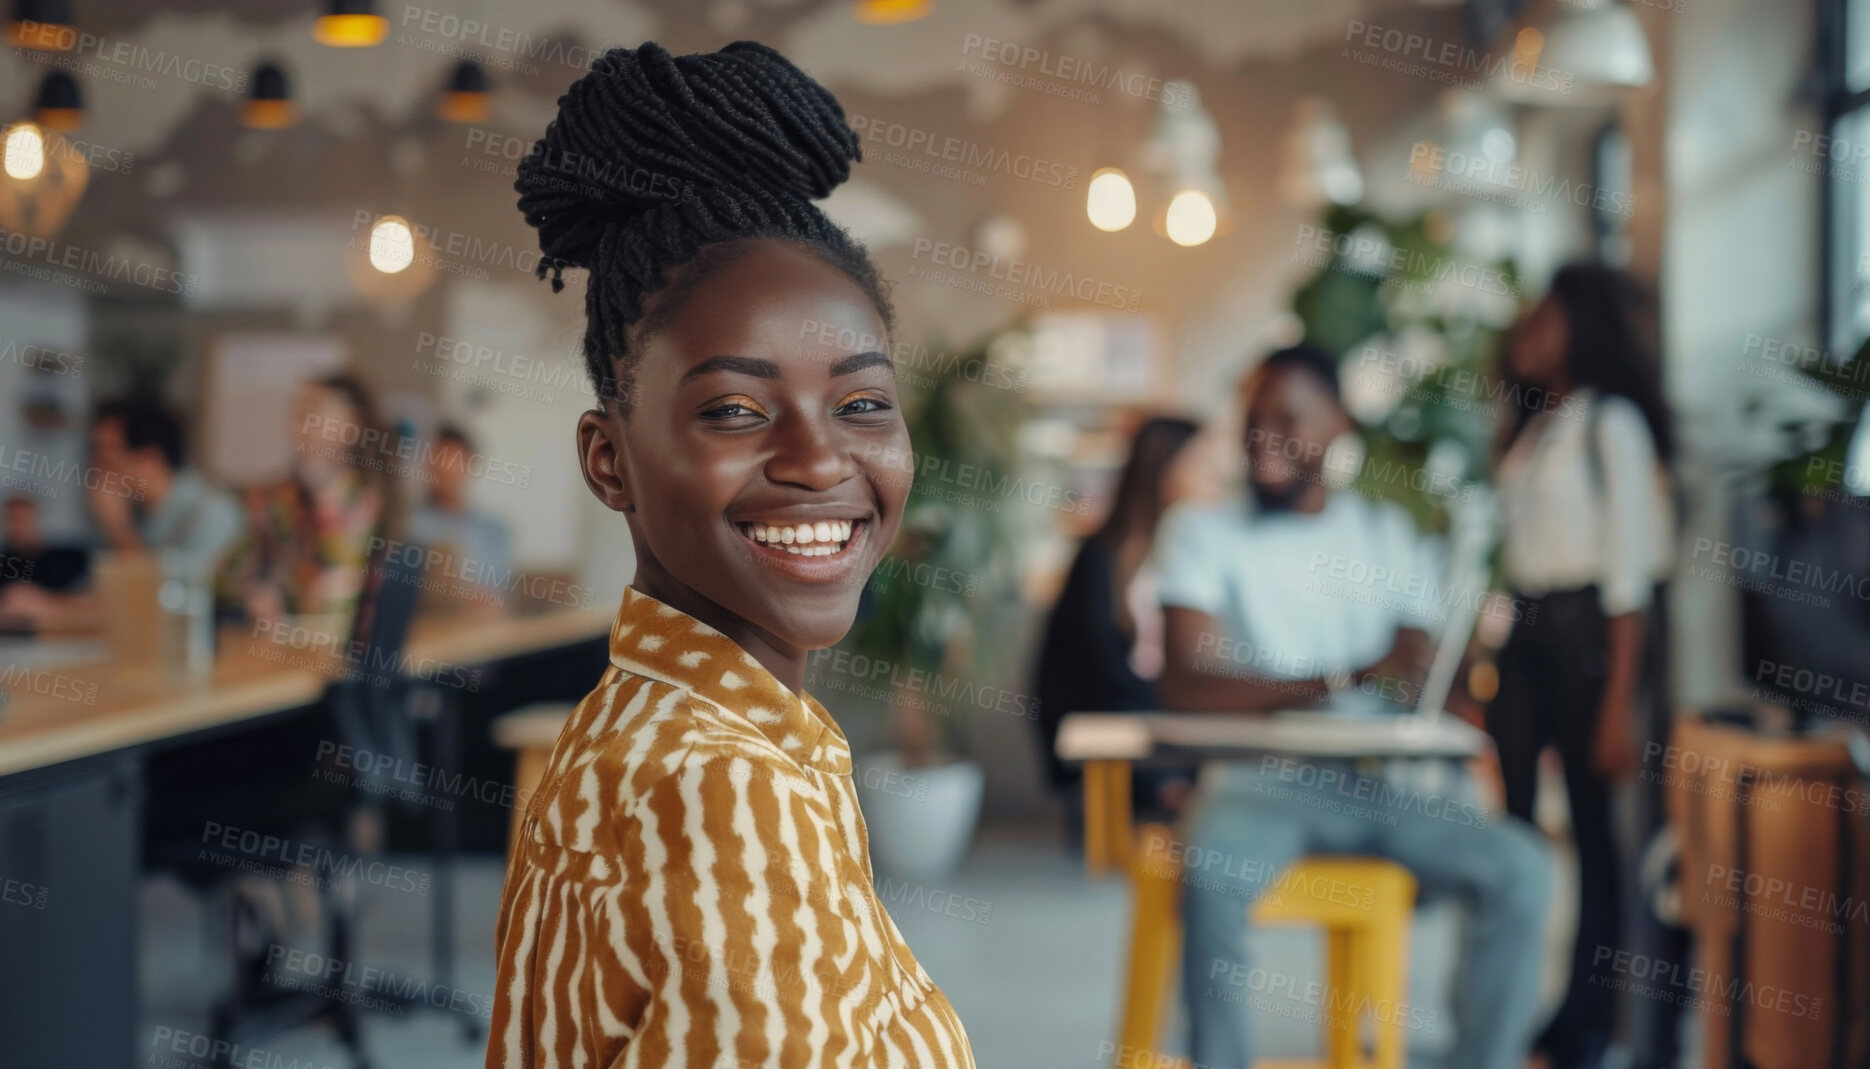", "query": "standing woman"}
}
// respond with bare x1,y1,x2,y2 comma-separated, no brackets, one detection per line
488,43,973,1068
1487,262,1675,1069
